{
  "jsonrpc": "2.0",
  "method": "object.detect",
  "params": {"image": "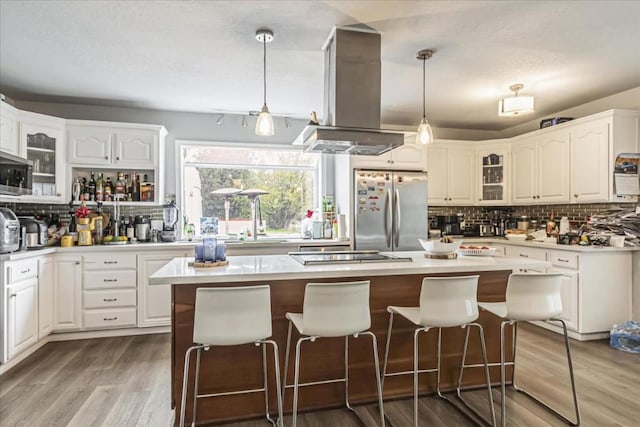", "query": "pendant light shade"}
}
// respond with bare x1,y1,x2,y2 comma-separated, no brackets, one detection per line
255,29,275,136
416,49,434,145
498,83,534,117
